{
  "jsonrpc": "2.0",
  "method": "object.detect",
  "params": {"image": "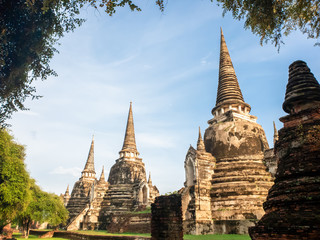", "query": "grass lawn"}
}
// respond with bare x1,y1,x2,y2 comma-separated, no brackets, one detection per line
184,234,250,240
76,230,250,239
12,233,68,240
75,230,150,236
13,231,250,240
